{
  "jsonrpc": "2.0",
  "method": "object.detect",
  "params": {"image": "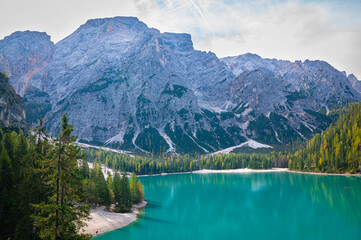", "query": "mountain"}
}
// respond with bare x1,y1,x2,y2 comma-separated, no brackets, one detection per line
0,71,28,130
0,17,360,154
221,54,361,144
